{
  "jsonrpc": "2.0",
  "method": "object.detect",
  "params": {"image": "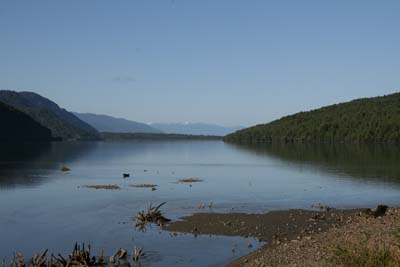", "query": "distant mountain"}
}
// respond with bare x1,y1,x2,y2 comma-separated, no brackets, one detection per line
74,113,162,133
0,90,99,140
224,92,400,144
149,122,243,136
0,101,53,142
